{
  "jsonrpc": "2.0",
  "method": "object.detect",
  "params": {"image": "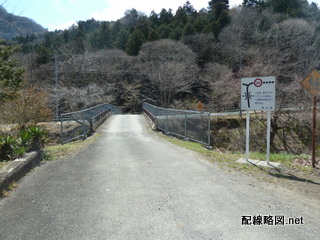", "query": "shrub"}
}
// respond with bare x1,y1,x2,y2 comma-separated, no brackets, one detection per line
19,129,32,147
28,126,46,151
0,135,18,161
0,126,47,162
0,87,53,127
